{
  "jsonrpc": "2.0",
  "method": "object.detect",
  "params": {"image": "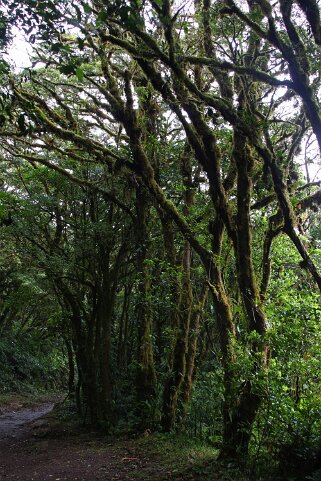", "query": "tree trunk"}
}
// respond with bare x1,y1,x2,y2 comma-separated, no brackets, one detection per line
181,285,209,415
98,284,113,421
135,185,157,425
117,284,132,369
58,283,101,425
64,336,75,395
219,130,268,458
162,243,193,432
